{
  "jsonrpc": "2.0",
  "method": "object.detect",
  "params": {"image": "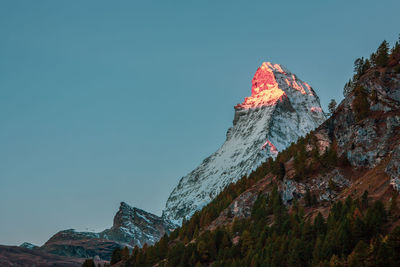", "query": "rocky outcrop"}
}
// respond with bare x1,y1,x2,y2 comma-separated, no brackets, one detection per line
19,242,38,249
206,175,275,230
386,145,400,192
101,202,176,248
40,202,175,261
164,62,326,224
332,71,400,169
